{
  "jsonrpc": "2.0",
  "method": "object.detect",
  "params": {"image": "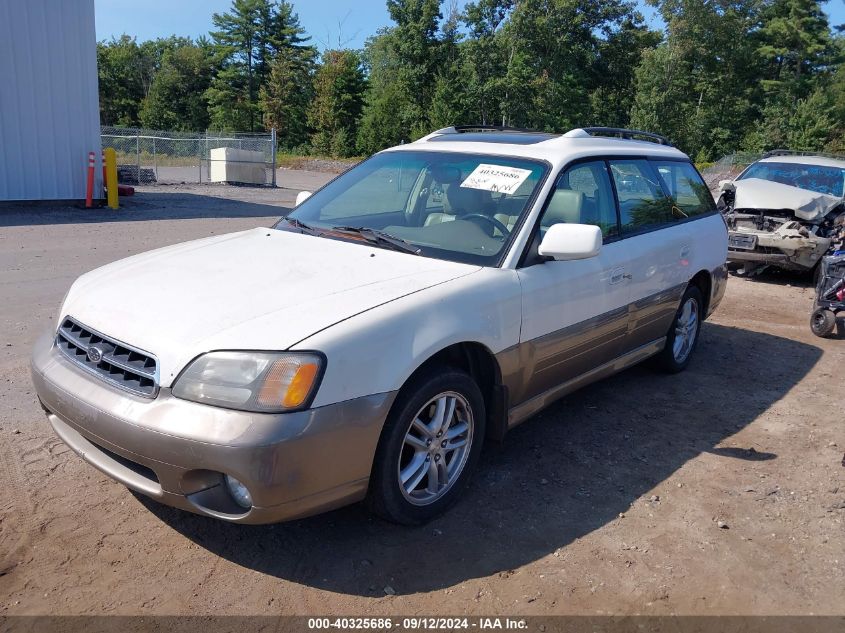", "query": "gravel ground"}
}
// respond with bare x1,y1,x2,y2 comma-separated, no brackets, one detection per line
0,180,843,617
